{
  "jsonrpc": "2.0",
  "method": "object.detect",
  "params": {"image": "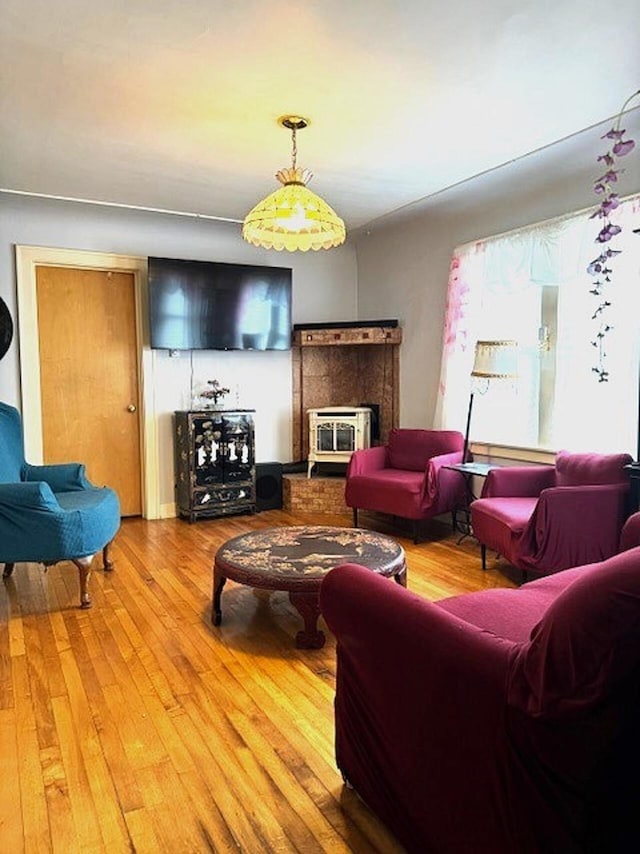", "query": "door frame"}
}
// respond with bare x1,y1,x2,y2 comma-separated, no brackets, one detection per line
15,245,160,519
